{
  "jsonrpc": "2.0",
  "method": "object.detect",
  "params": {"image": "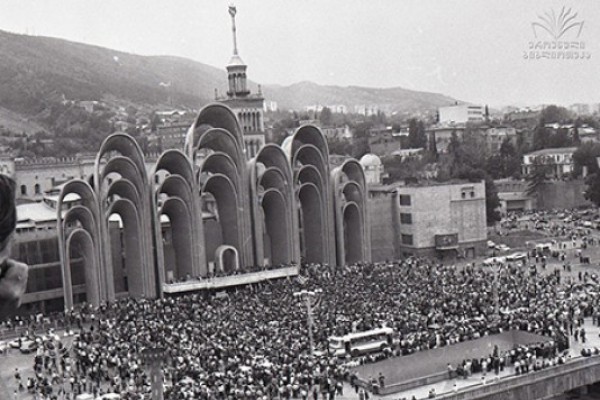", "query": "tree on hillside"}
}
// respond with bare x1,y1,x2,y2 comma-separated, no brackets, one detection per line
540,105,572,125
584,172,600,207
319,107,332,127
407,118,427,149
525,157,552,197
532,125,550,150
573,143,600,178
